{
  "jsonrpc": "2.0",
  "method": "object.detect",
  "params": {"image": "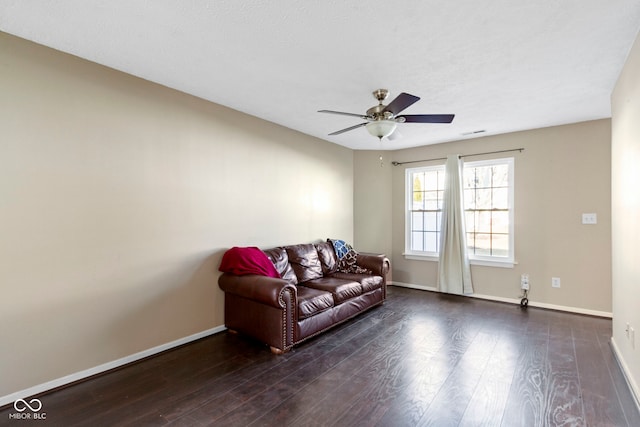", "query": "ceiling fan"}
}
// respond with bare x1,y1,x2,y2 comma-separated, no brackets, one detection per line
319,89,454,140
